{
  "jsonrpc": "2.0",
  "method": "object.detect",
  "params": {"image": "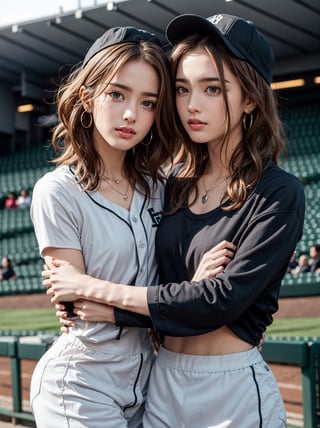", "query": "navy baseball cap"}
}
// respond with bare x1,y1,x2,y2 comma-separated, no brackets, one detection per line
83,26,163,68
166,13,275,84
